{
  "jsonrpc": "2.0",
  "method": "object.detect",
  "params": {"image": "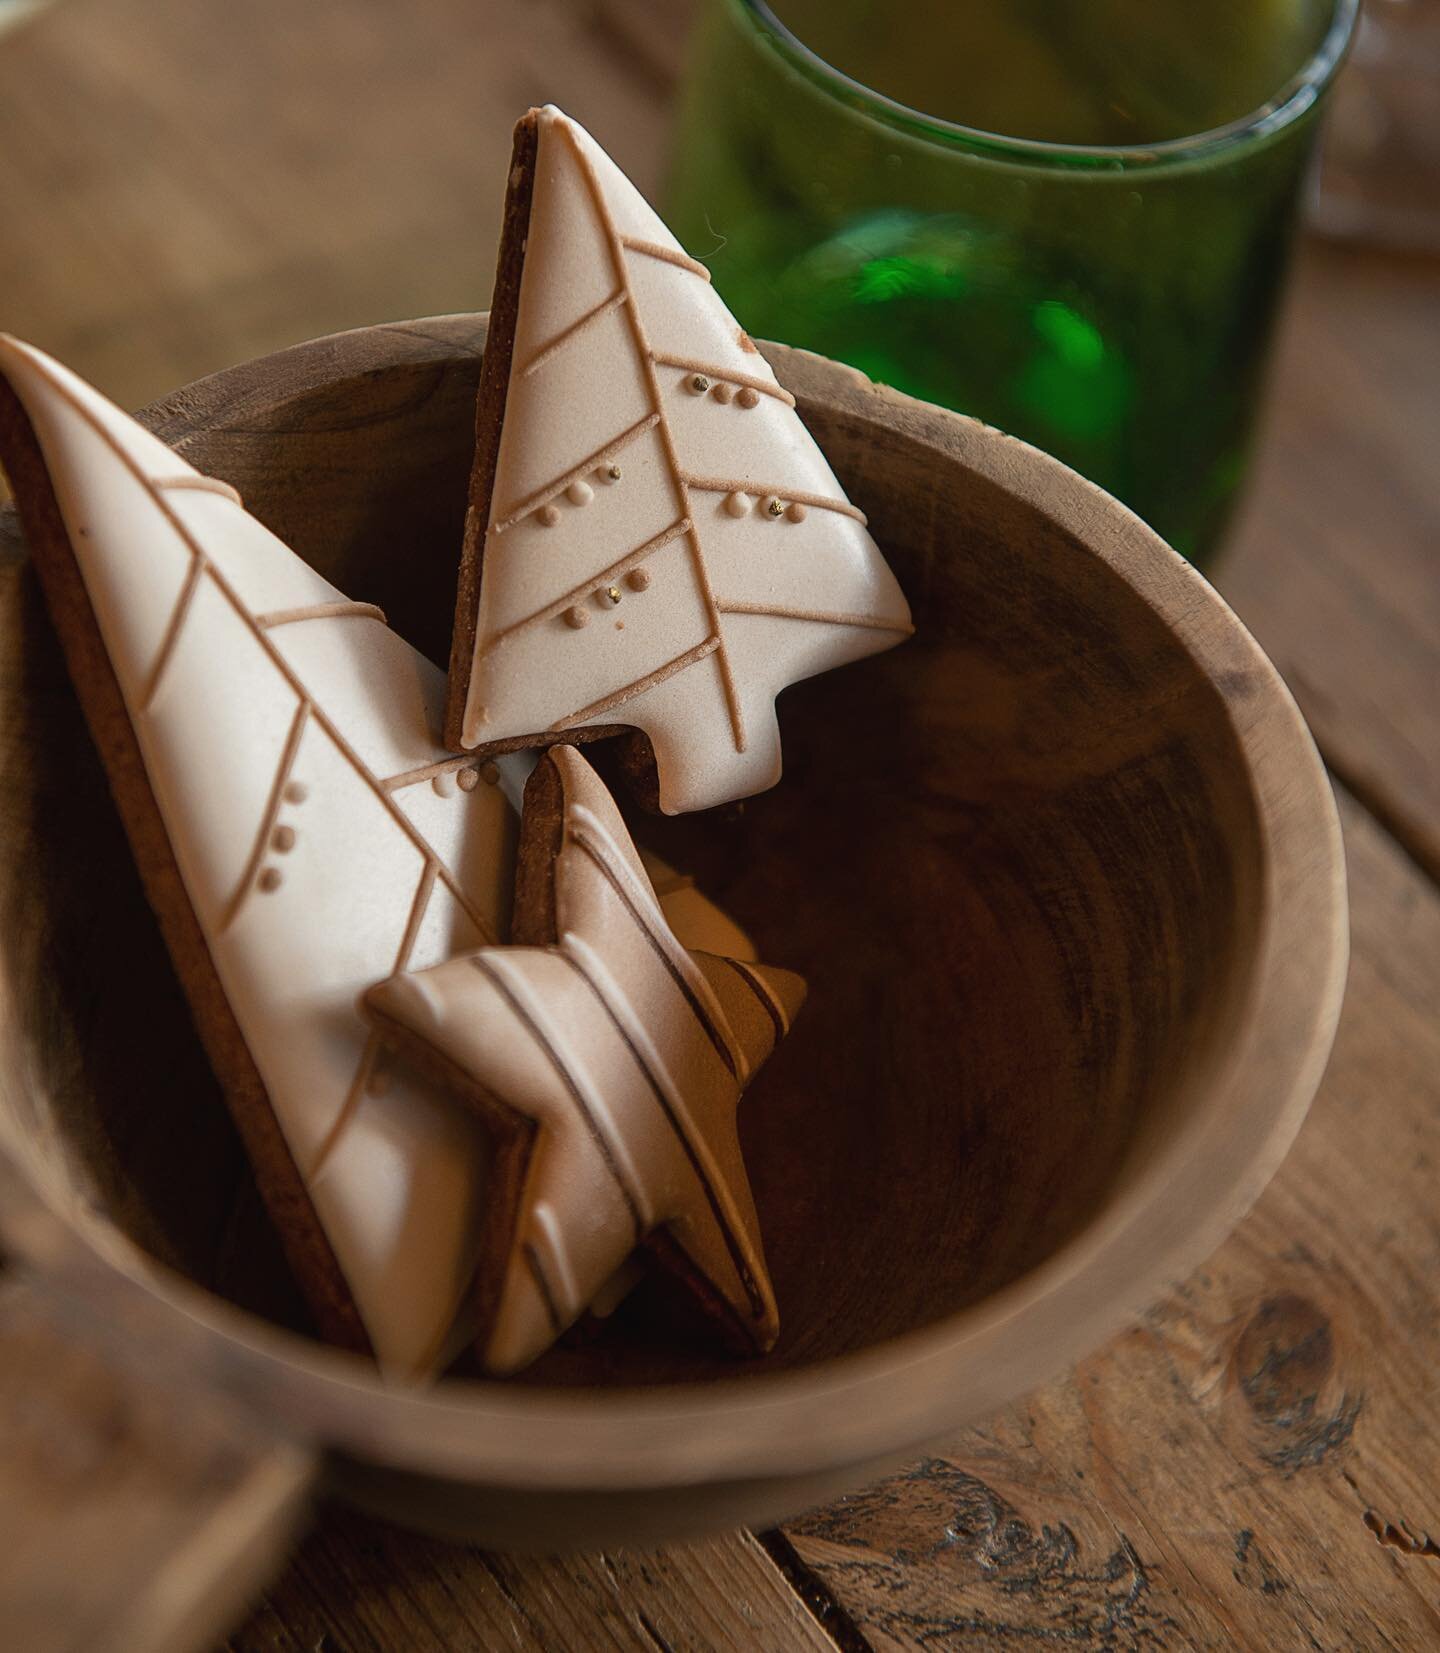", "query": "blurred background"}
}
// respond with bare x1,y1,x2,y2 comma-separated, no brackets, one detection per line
0,0,1434,835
